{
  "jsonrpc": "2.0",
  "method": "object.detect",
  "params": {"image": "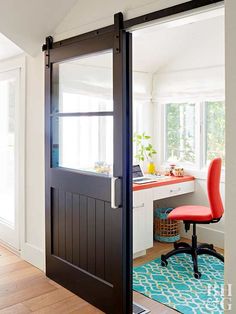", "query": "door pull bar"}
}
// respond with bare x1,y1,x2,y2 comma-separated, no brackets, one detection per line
111,177,120,209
